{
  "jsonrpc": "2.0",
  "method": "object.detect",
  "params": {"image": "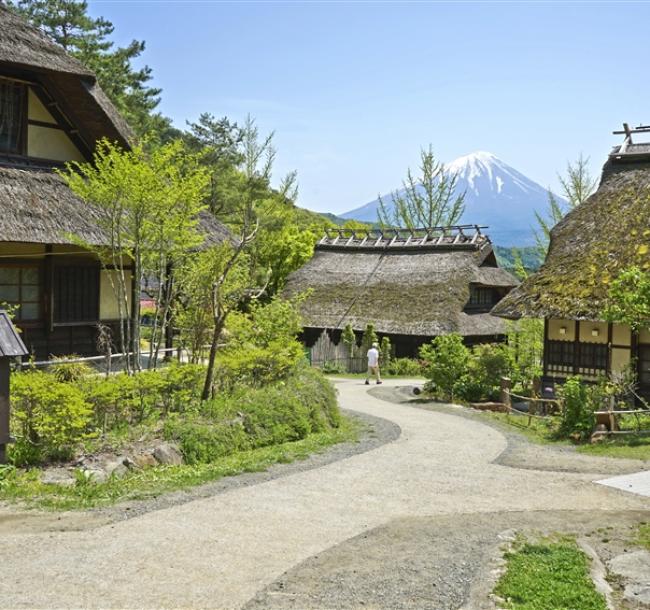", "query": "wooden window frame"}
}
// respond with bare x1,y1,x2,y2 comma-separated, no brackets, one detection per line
0,262,43,326
466,285,499,312
0,79,28,156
